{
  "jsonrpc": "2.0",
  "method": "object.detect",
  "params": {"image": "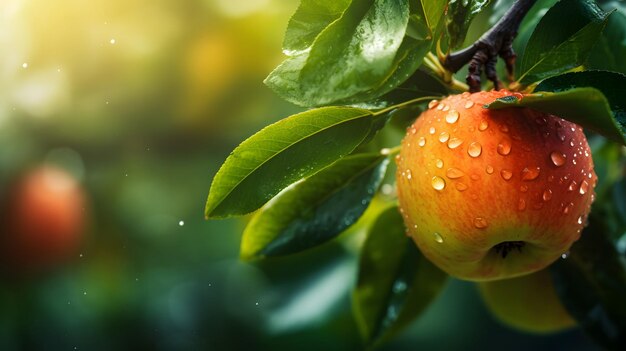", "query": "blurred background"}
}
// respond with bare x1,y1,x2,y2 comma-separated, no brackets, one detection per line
0,0,604,350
